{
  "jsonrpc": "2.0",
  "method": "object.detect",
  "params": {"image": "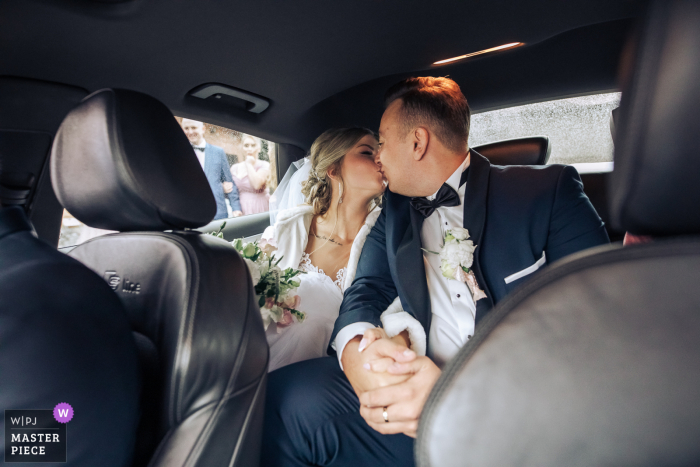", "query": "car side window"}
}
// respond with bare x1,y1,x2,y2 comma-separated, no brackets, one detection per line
57,118,278,249
469,92,621,165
